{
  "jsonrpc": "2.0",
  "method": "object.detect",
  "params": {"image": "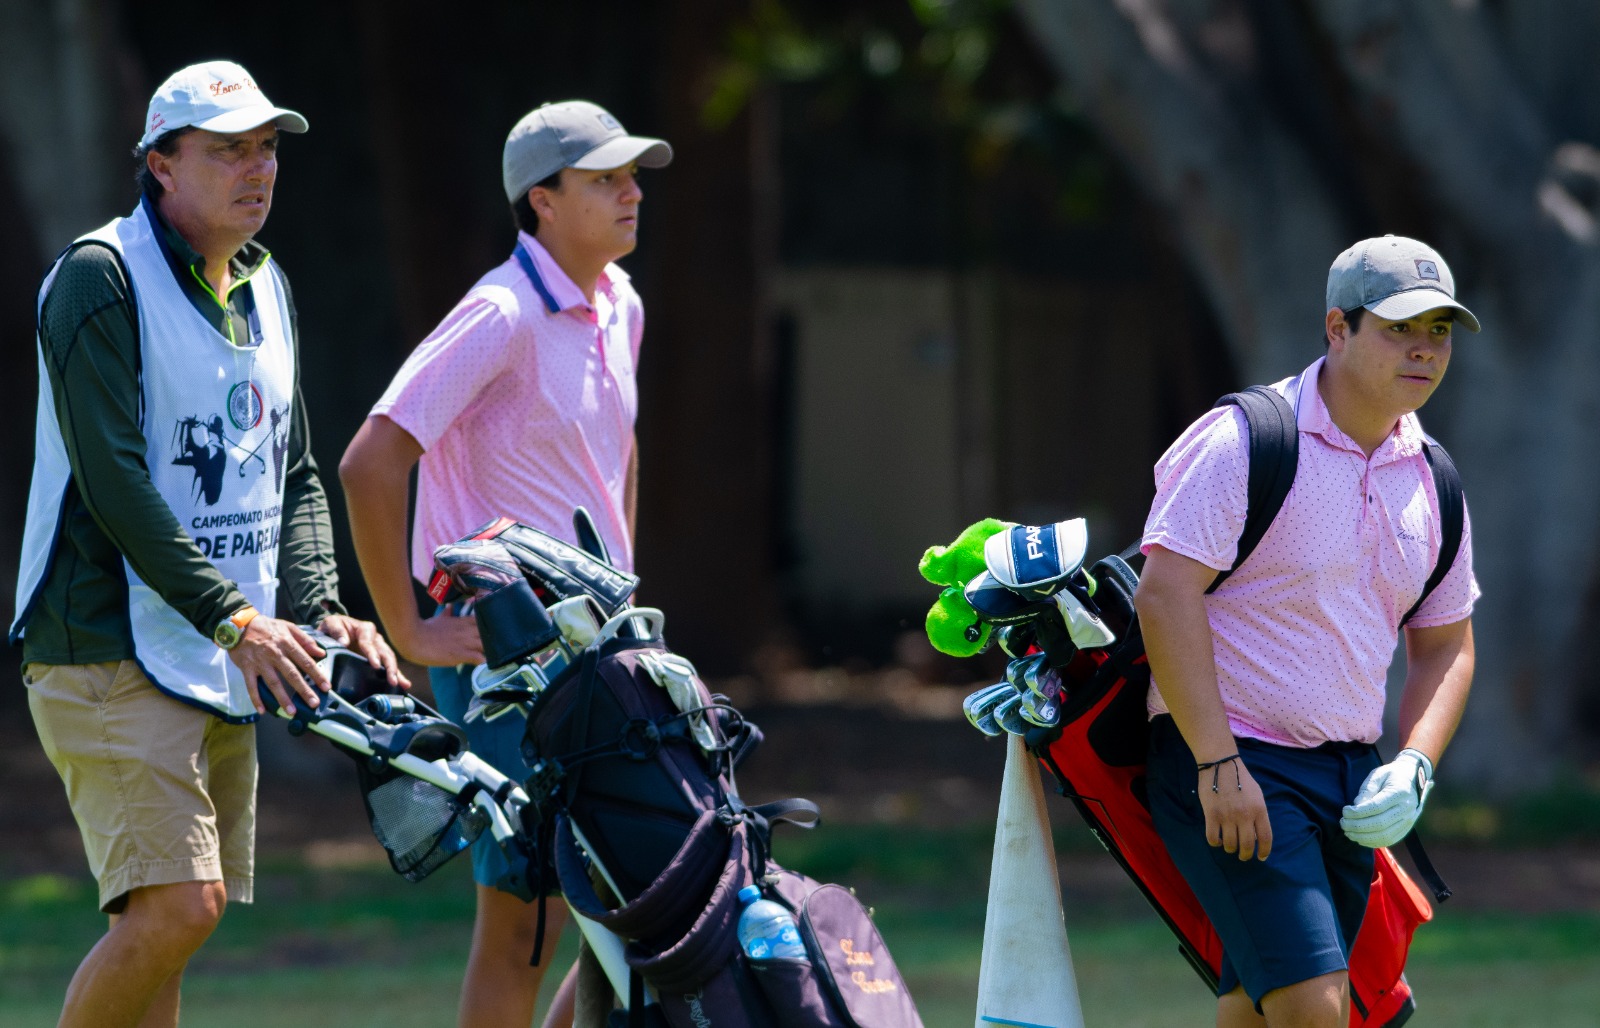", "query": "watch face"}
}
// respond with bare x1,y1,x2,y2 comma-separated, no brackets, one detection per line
215,620,242,649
